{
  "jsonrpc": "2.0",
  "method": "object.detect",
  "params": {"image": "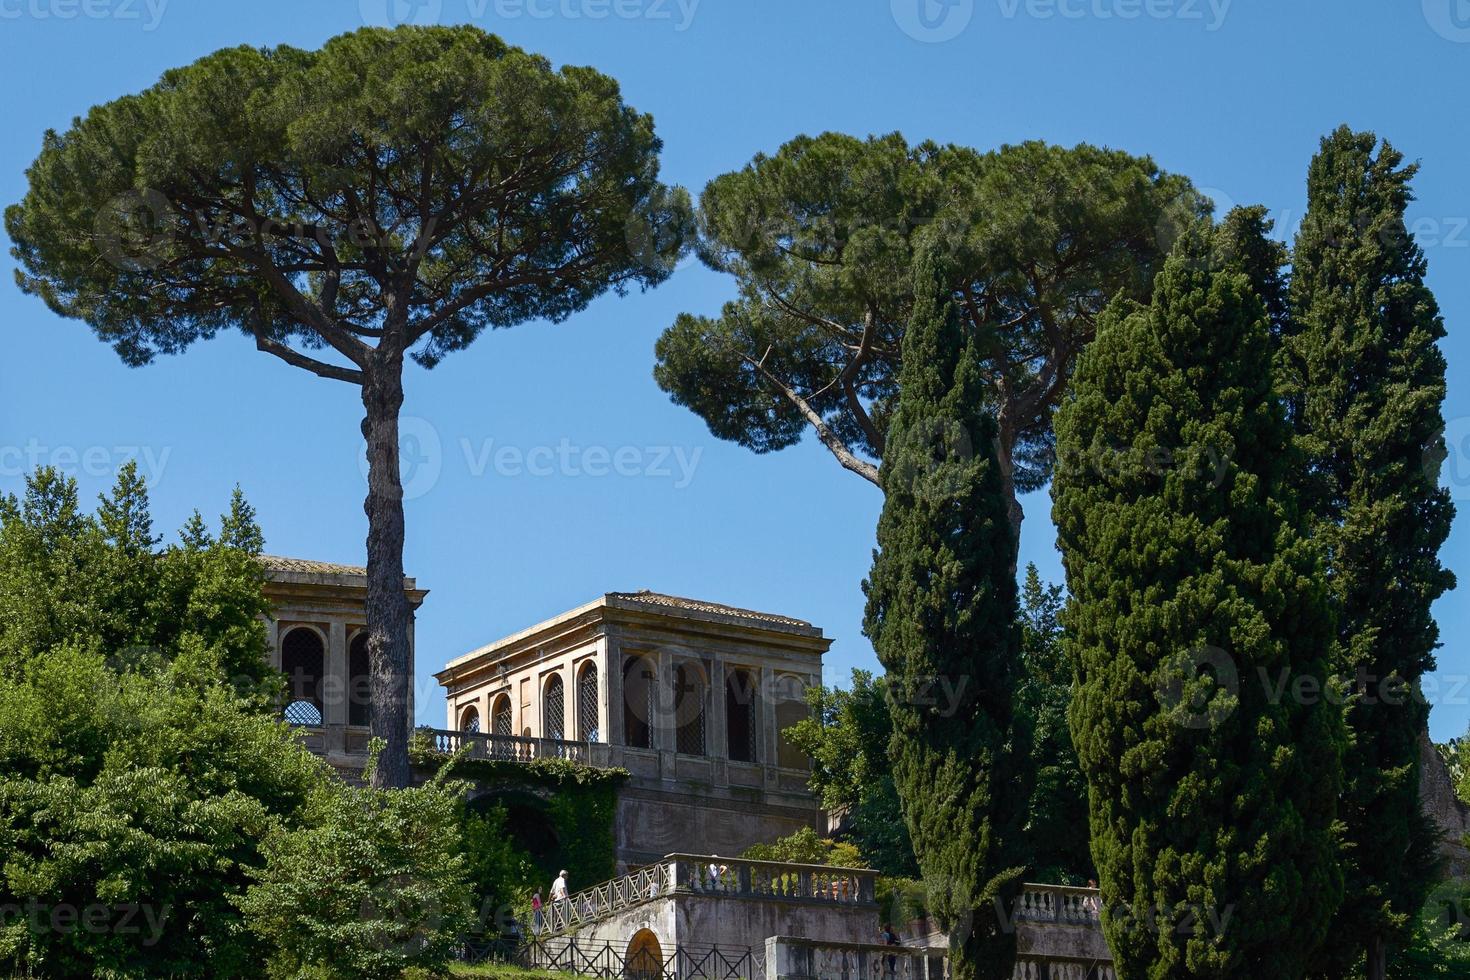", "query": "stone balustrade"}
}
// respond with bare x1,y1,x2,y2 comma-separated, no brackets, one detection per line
423,728,609,766
1015,884,1103,926
664,853,877,905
